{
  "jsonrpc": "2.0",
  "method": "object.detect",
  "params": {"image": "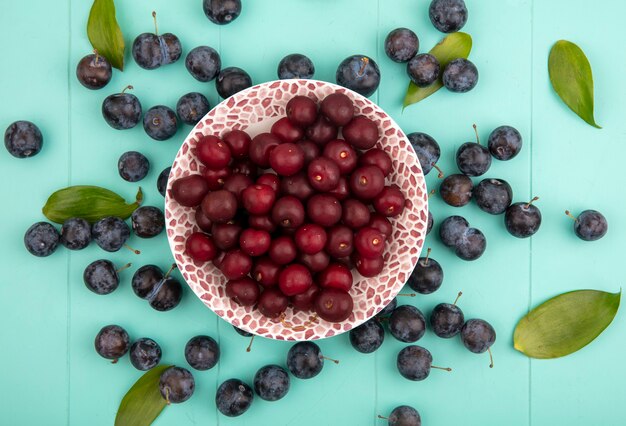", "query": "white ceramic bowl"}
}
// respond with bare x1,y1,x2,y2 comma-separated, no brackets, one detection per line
165,79,428,341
